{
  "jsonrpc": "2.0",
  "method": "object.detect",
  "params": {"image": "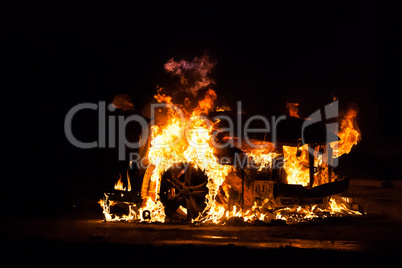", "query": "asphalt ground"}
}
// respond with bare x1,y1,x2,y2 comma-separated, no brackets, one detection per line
2,179,401,264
